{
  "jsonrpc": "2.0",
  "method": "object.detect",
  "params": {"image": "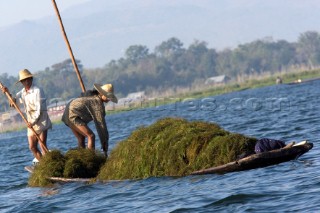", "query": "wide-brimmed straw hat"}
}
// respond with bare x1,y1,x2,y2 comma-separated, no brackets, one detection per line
16,69,33,84
93,83,118,103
